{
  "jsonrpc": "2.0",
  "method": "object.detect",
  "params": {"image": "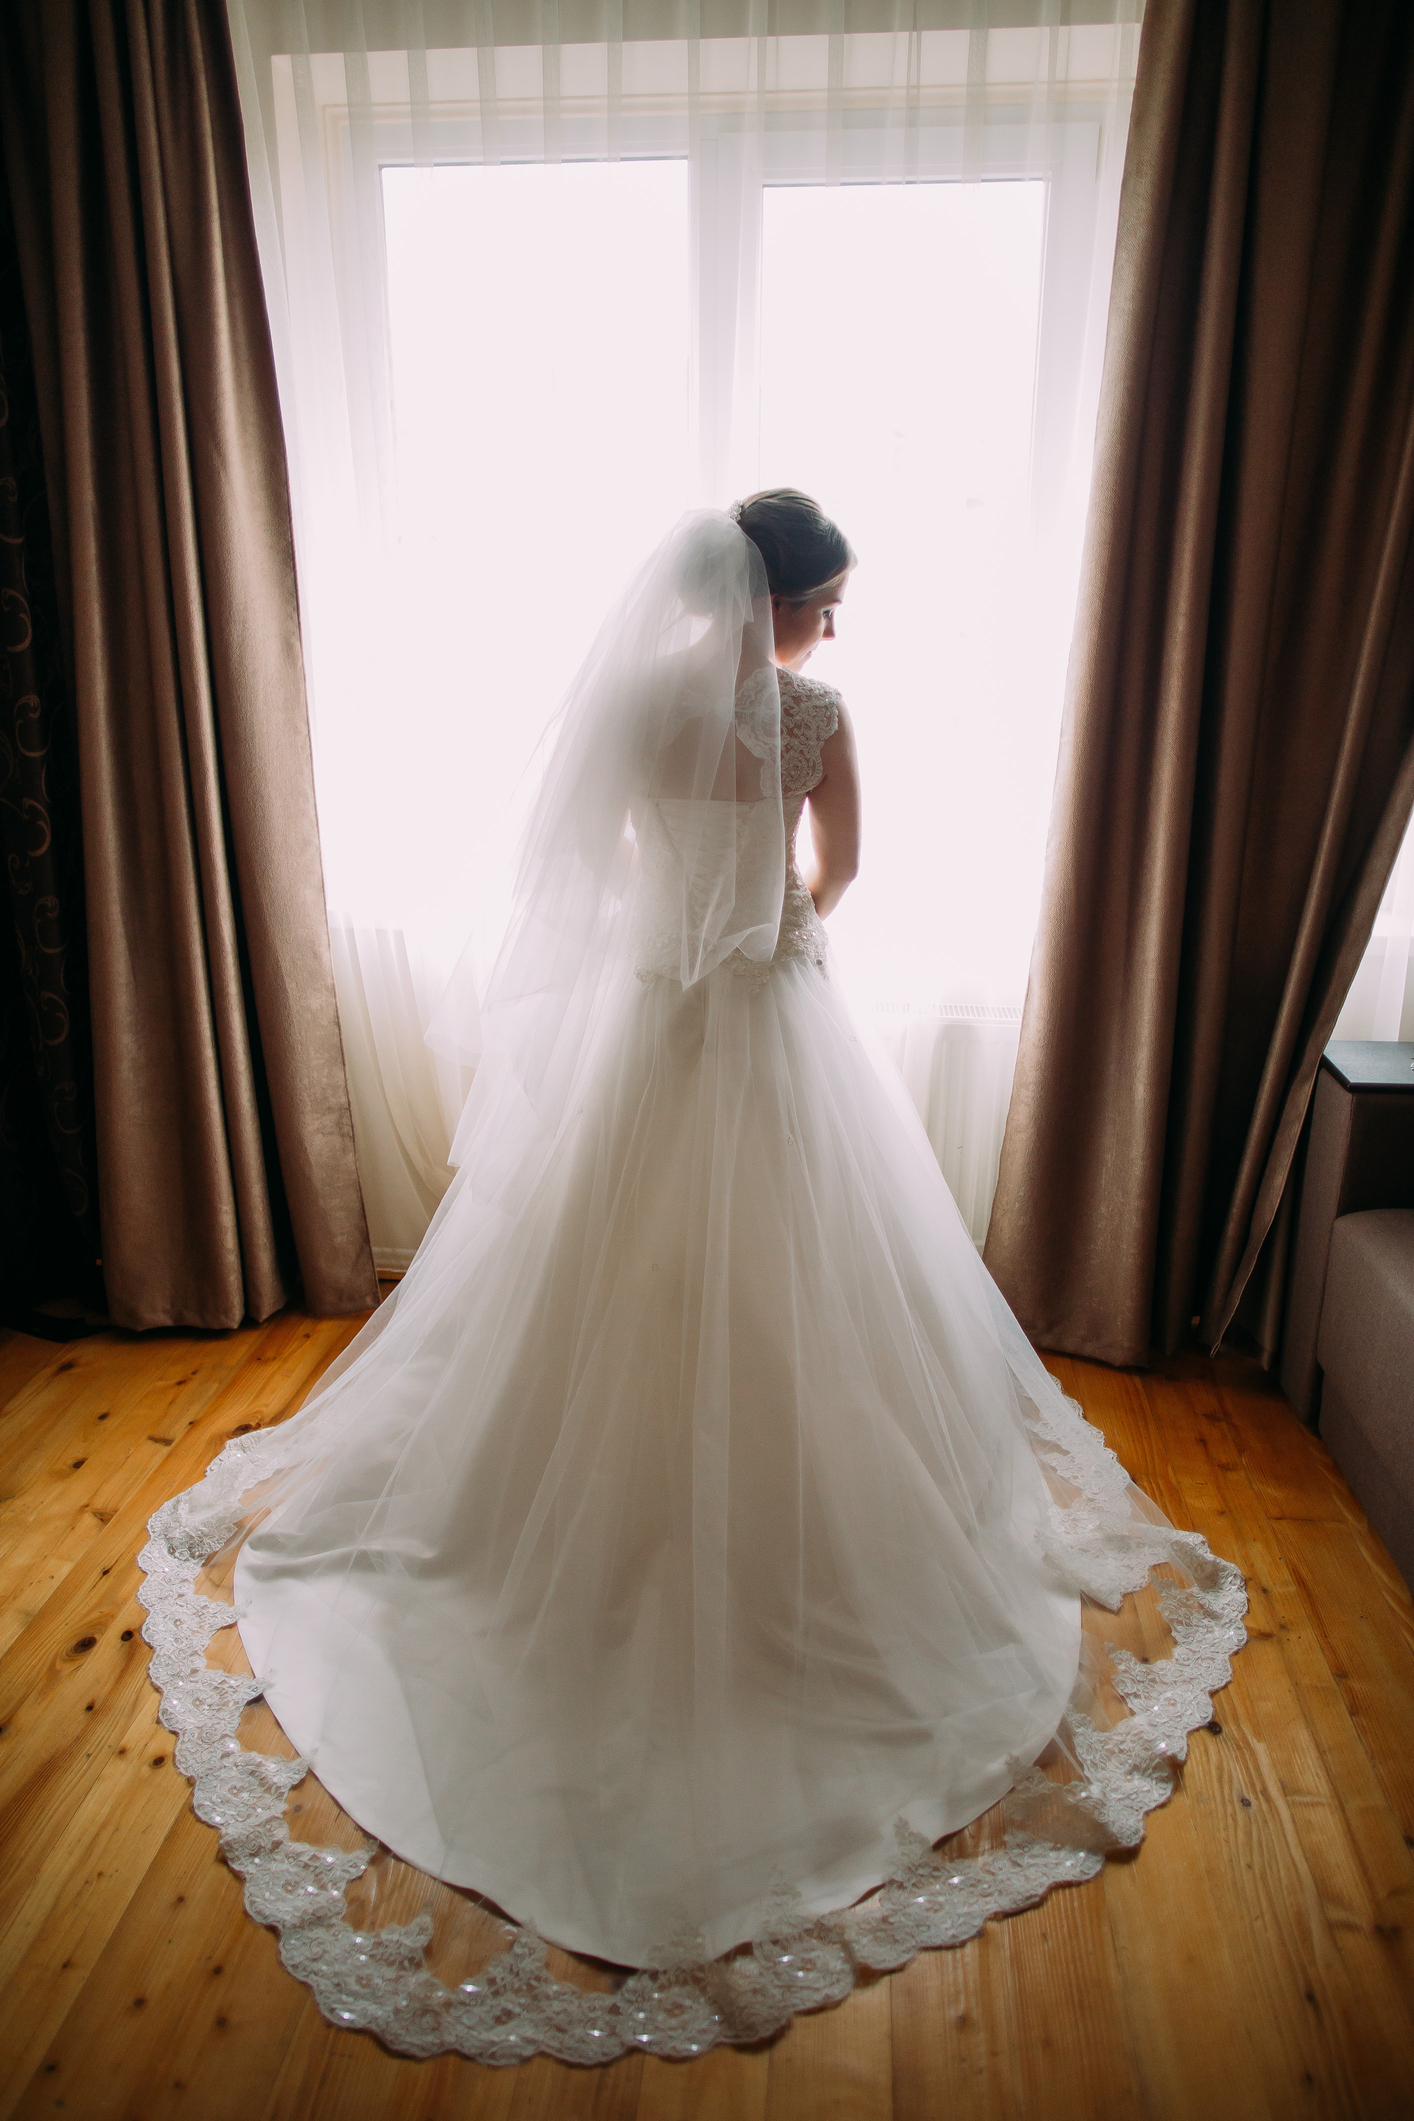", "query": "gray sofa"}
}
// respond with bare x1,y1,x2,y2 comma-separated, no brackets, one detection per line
1281,1041,1414,1591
